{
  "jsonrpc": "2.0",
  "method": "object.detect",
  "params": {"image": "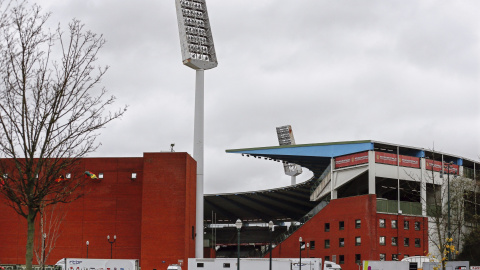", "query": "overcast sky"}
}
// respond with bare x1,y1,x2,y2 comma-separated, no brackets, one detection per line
38,0,479,194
